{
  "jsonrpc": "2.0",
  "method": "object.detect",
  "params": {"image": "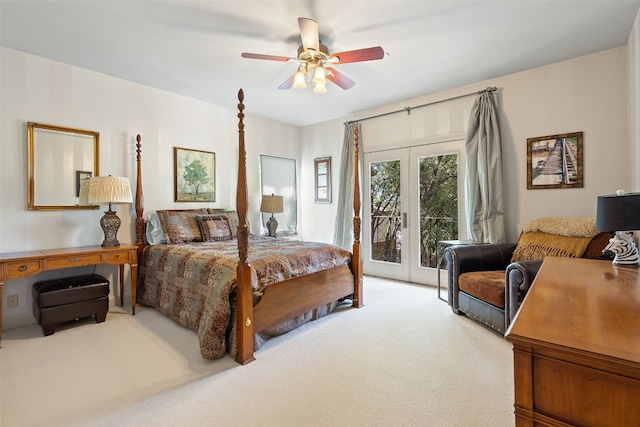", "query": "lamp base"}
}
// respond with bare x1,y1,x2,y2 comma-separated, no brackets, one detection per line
266,216,279,237
603,230,639,266
100,209,121,247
